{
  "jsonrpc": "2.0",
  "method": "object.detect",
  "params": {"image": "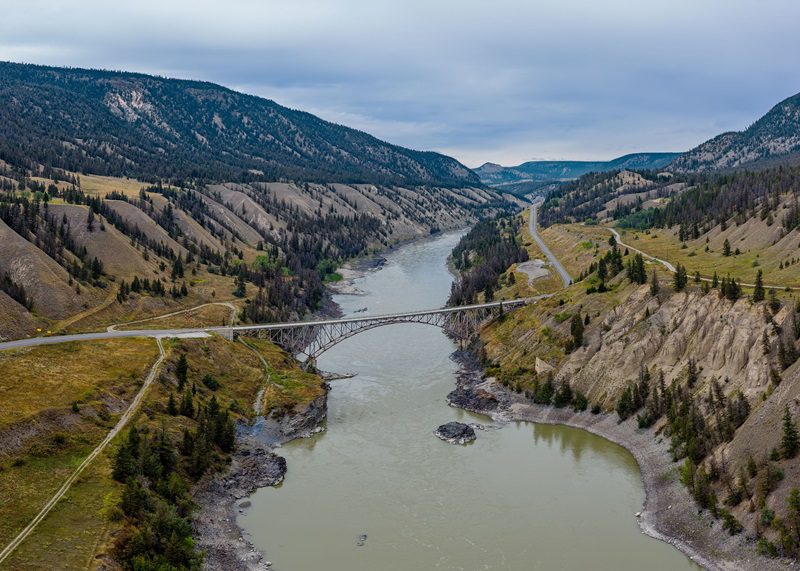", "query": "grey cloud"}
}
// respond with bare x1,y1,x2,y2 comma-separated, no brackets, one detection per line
2,0,799,166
